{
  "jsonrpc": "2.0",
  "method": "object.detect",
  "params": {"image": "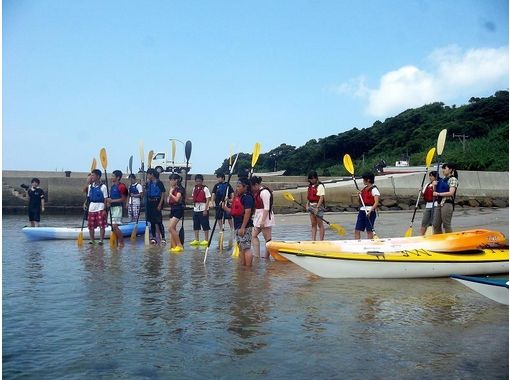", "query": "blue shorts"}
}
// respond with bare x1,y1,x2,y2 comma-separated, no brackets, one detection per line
355,210,377,232
193,211,211,231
